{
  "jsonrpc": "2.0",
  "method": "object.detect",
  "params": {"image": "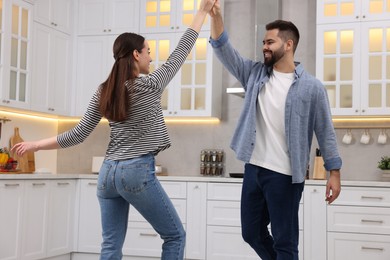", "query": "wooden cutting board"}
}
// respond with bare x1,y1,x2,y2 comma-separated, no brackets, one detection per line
9,127,35,173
